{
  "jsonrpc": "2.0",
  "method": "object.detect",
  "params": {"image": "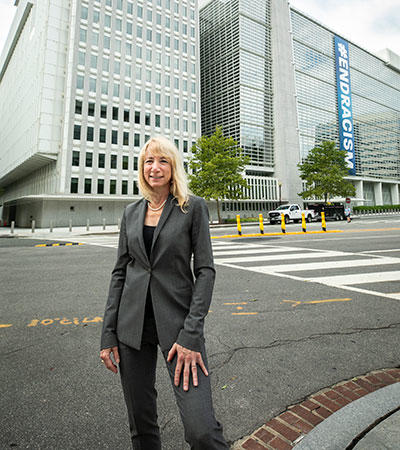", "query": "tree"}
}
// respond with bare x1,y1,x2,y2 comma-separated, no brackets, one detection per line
189,126,250,223
298,141,356,203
